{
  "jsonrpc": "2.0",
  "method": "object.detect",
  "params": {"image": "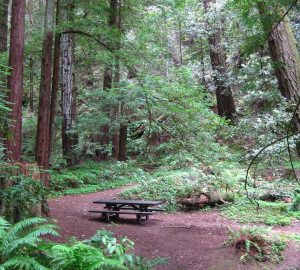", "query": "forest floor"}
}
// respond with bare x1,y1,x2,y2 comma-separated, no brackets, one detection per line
47,185,300,270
